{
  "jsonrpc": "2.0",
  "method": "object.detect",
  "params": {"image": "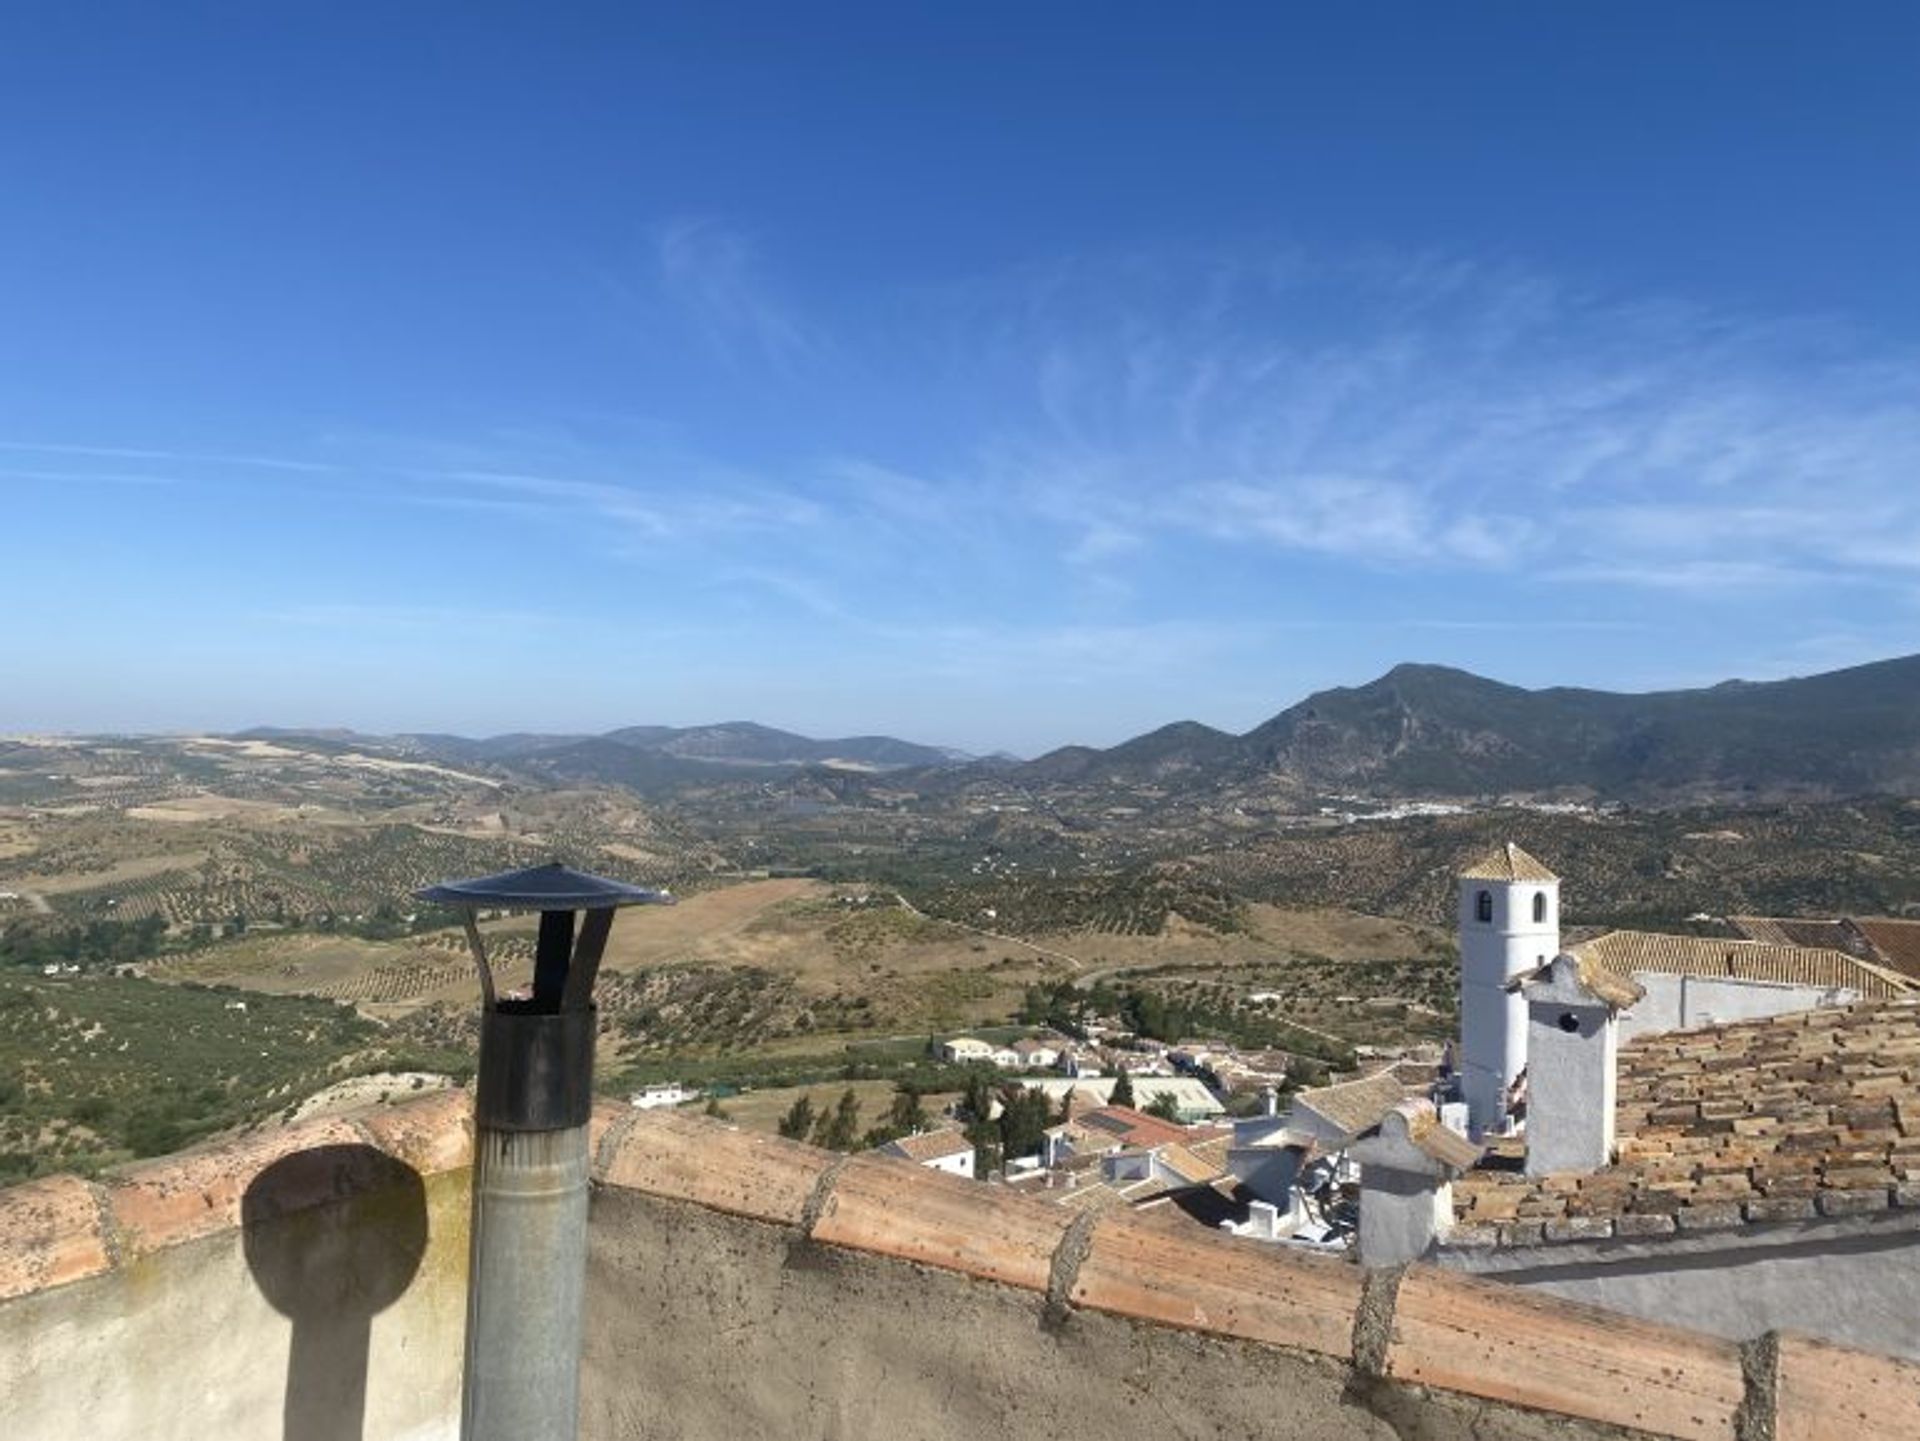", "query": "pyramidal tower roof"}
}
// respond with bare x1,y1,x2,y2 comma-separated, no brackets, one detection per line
1458,842,1558,883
